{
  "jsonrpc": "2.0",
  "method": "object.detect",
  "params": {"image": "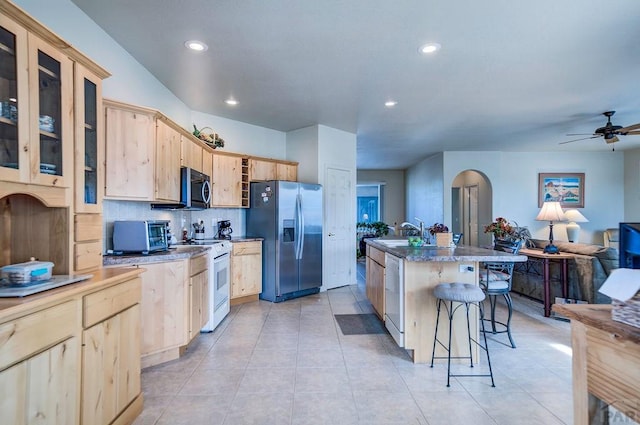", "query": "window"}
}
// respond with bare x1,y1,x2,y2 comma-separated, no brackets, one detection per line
356,184,381,223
